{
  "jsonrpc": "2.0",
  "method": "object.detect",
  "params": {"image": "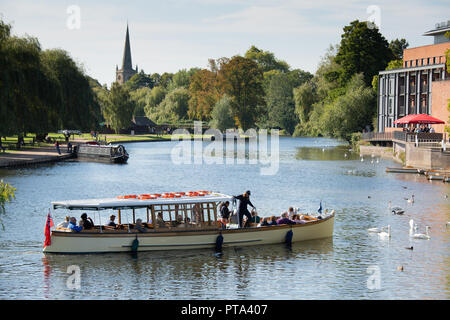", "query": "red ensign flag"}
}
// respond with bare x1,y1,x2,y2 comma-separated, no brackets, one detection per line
44,211,54,248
